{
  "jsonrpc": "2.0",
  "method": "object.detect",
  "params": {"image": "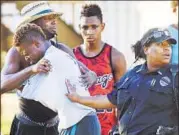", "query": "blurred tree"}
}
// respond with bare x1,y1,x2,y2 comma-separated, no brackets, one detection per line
16,1,35,10
1,23,13,51
1,23,13,69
